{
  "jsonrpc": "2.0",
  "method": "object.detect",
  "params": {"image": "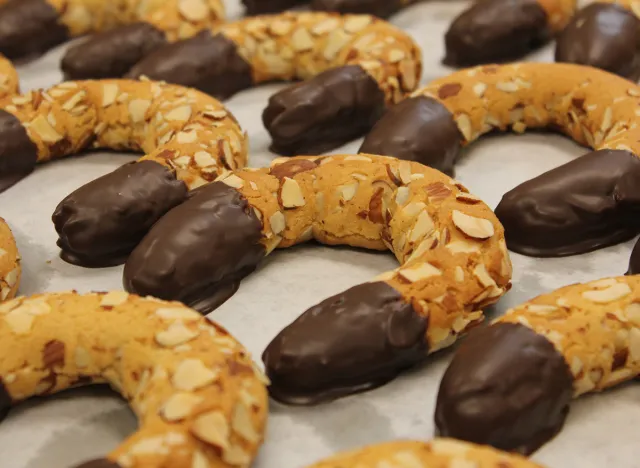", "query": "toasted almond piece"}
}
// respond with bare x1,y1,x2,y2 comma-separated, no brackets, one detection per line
409,211,435,242
165,105,192,122
344,15,372,32
128,99,150,123
191,411,230,449
231,402,259,442
75,346,92,368
221,174,244,189
29,115,63,143
176,131,197,144
100,291,129,307
446,240,480,254
281,177,305,208
403,202,426,217
398,263,441,282
172,359,219,391
156,322,199,347
454,266,464,282
194,151,216,167
452,210,494,239
102,83,119,107
4,310,34,335
155,307,202,321
395,186,410,205
161,393,203,422
582,282,632,303
398,161,412,184
269,211,286,235
178,0,209,21
473,264,496,288
338,183,358,201
292,28,314,51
